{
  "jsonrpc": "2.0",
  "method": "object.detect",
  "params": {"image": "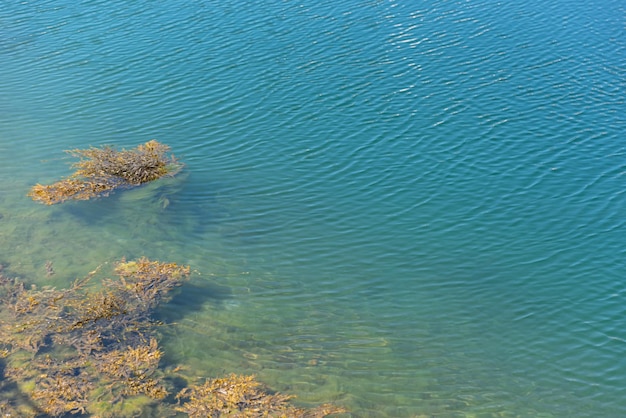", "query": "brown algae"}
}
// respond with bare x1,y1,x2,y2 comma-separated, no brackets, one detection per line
0,259,346,417
175,373,346,418
29,140,182,205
